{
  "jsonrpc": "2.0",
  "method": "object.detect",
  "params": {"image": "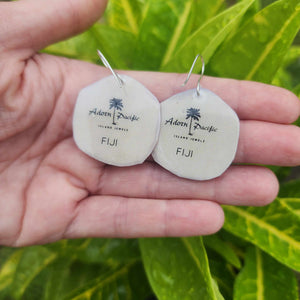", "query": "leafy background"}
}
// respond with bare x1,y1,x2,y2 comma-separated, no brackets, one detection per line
1,0,300,299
